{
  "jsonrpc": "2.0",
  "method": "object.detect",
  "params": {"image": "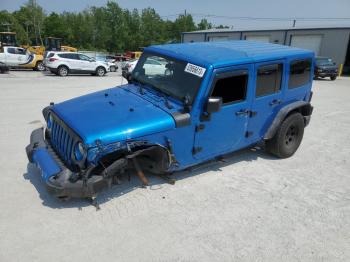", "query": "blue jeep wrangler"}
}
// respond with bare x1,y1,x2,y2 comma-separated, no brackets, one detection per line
26,41,314,199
